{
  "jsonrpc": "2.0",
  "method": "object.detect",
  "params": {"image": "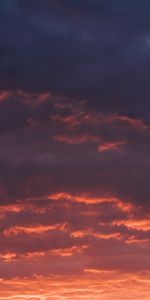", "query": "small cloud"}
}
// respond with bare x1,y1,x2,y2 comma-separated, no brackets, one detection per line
98,141,127,153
